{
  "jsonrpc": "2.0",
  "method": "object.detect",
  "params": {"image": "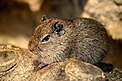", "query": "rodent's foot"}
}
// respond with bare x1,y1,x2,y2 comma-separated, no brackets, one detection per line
94,62,114,72
33,60,48,71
